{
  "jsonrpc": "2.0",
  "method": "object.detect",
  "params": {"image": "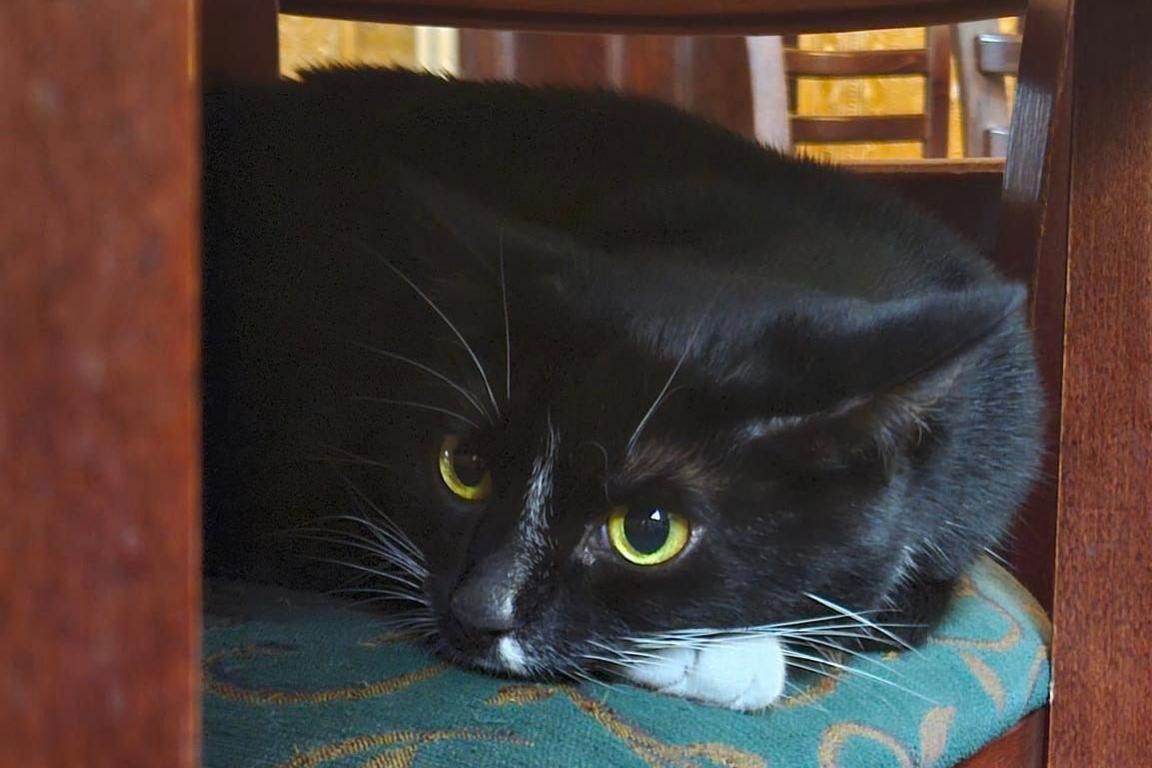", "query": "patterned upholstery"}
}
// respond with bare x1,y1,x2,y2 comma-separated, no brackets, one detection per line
203,558,1050,768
